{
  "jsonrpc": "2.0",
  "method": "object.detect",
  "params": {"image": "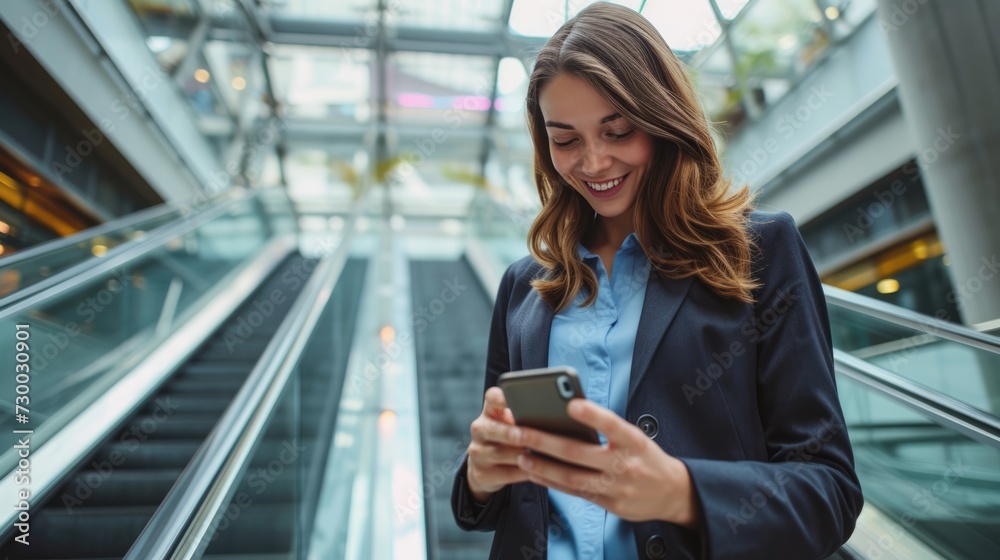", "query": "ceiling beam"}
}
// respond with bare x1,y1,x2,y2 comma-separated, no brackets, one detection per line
265,14,544,58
